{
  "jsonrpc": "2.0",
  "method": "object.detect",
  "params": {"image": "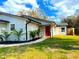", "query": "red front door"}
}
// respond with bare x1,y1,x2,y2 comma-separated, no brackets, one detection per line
45,25,51,36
